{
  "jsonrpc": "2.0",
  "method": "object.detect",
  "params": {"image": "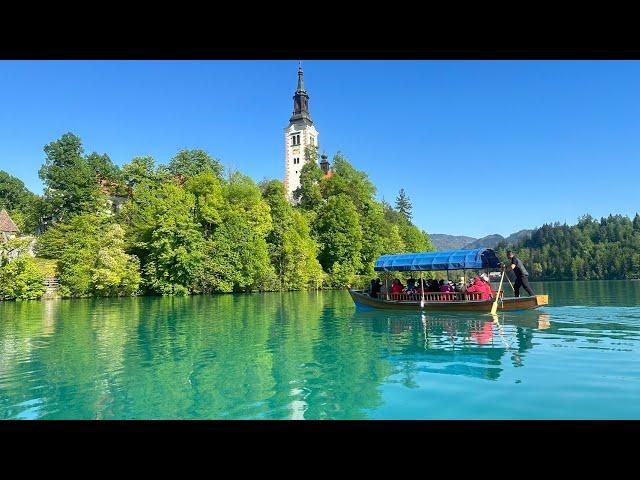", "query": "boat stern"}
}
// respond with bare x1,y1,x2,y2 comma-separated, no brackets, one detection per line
535,294,549,306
